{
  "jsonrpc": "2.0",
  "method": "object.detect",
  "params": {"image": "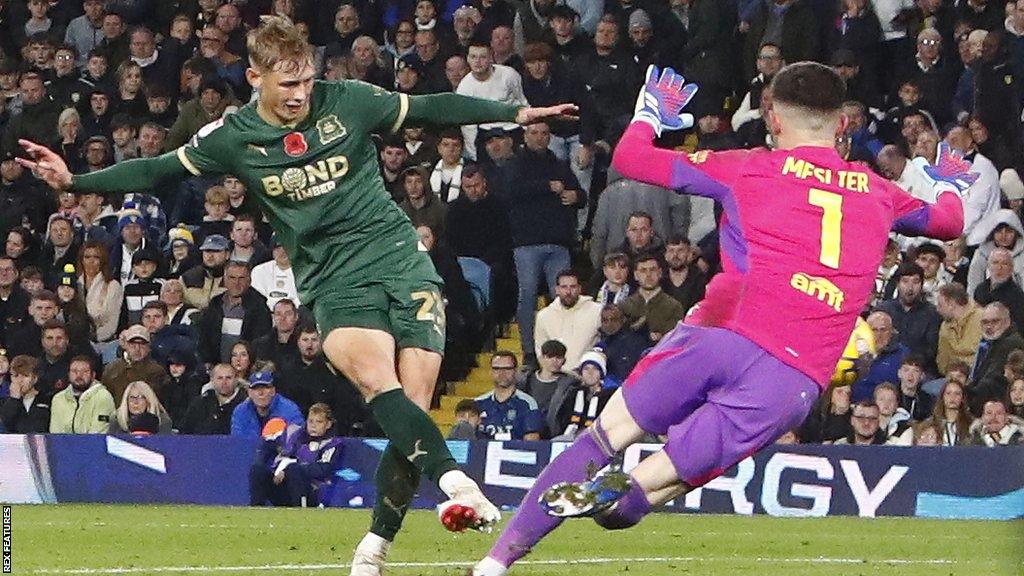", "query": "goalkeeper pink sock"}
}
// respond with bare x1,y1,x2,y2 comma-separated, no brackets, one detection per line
486,425,615,567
